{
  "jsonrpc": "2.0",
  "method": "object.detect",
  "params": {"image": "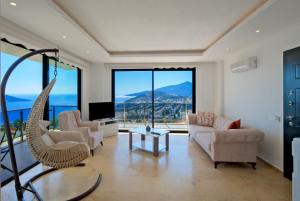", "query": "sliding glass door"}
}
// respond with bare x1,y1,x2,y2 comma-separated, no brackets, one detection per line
0,39,82,185
48,60,79,129
112,69,195,130
114,70,153,129
154,70,193,129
